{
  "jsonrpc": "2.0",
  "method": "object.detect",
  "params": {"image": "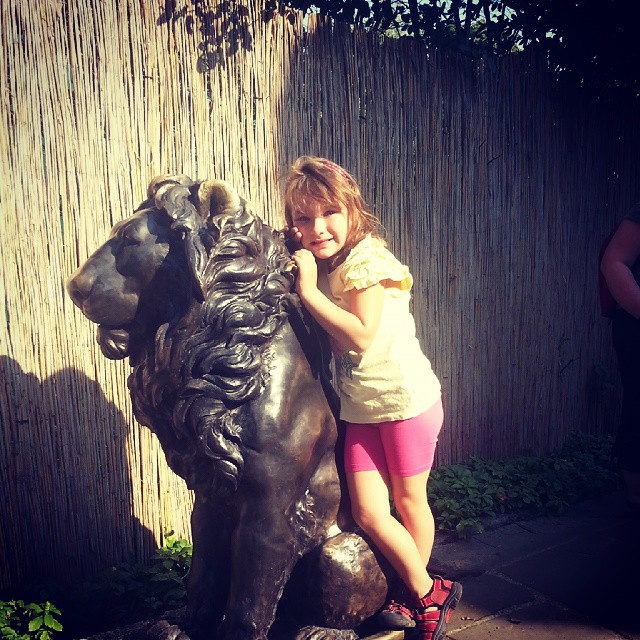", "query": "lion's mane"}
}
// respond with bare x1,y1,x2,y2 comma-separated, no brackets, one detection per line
126,176,298,496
